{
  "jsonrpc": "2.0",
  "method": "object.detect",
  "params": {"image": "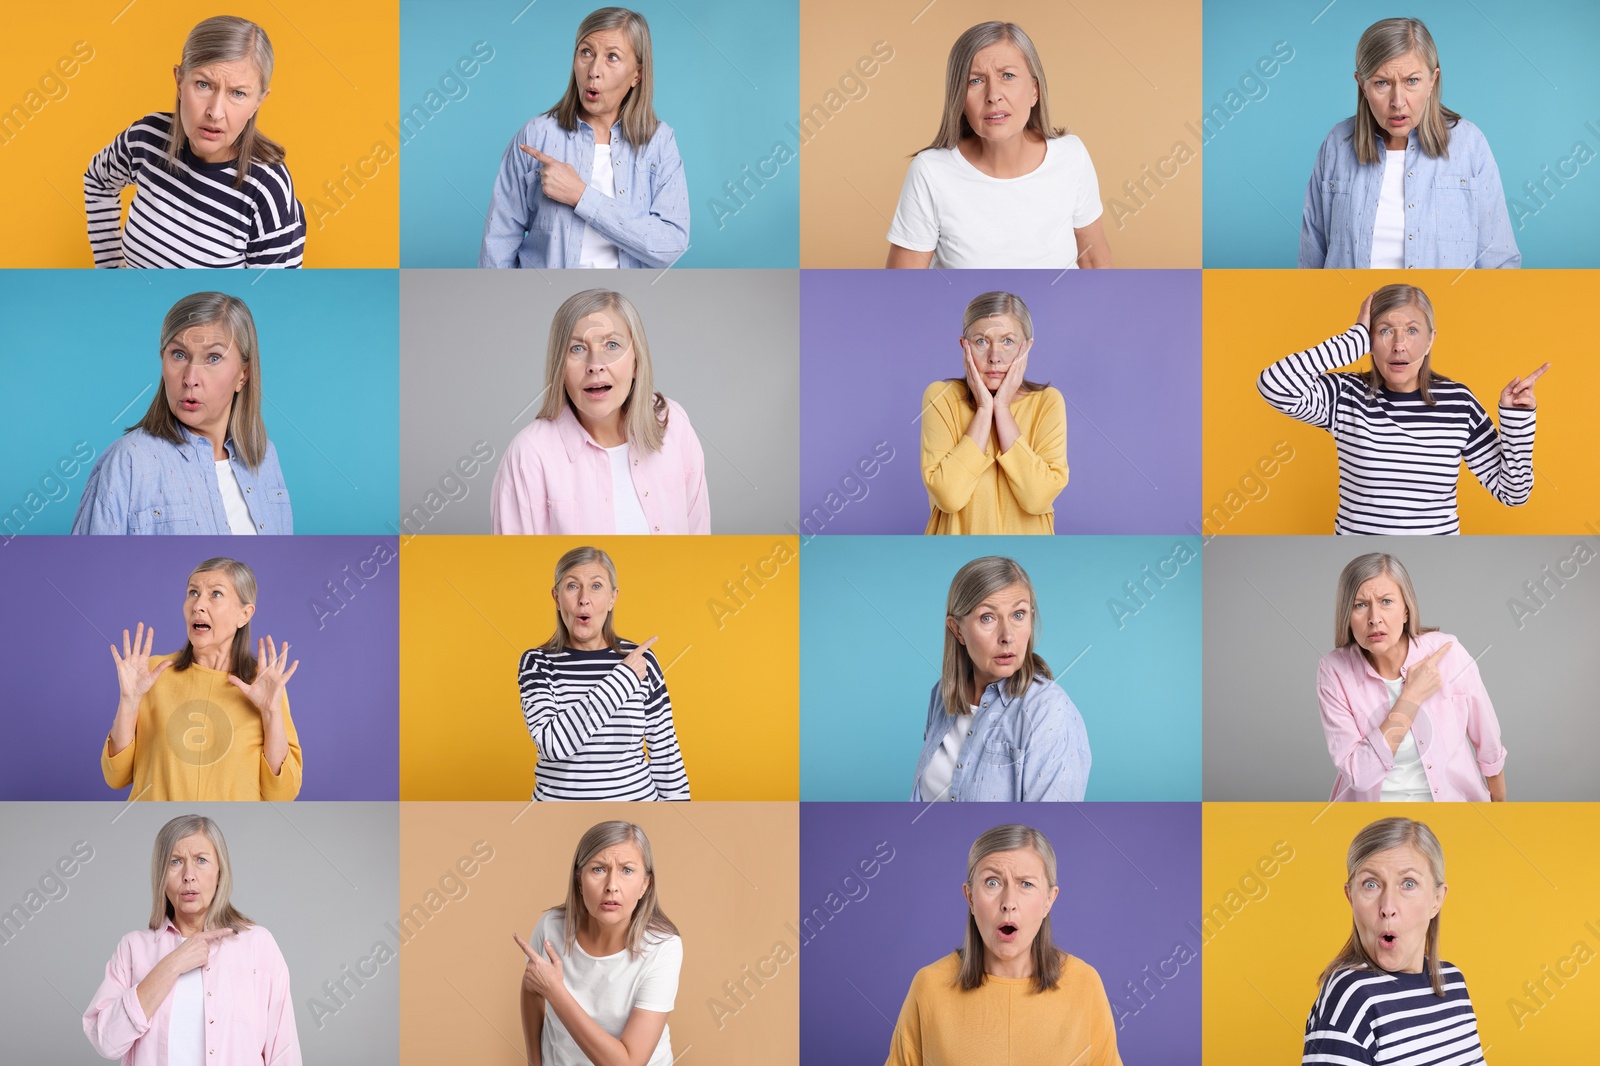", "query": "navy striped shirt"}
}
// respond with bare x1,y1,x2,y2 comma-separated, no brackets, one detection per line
84,112,305,269
1258,324,1534,534
1304,963,1485,1065
517,642,691,801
